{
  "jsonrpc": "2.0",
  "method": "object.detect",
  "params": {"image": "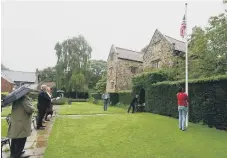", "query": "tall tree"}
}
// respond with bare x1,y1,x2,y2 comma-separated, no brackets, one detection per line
88,60,107,89
94,75,107,93
39,67,56,82
54,35,92,92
